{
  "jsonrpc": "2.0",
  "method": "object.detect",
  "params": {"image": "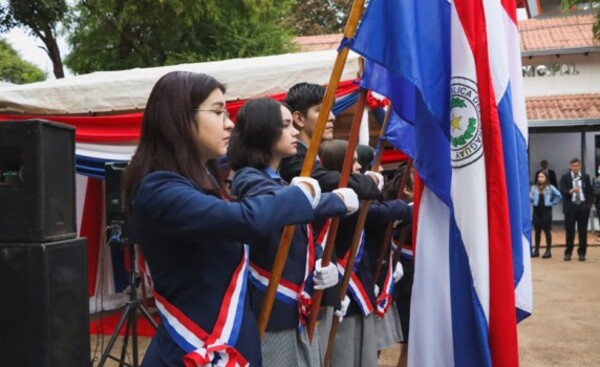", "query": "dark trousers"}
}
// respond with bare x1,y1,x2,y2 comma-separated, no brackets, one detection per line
564,204,590,256
532,210,552,249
